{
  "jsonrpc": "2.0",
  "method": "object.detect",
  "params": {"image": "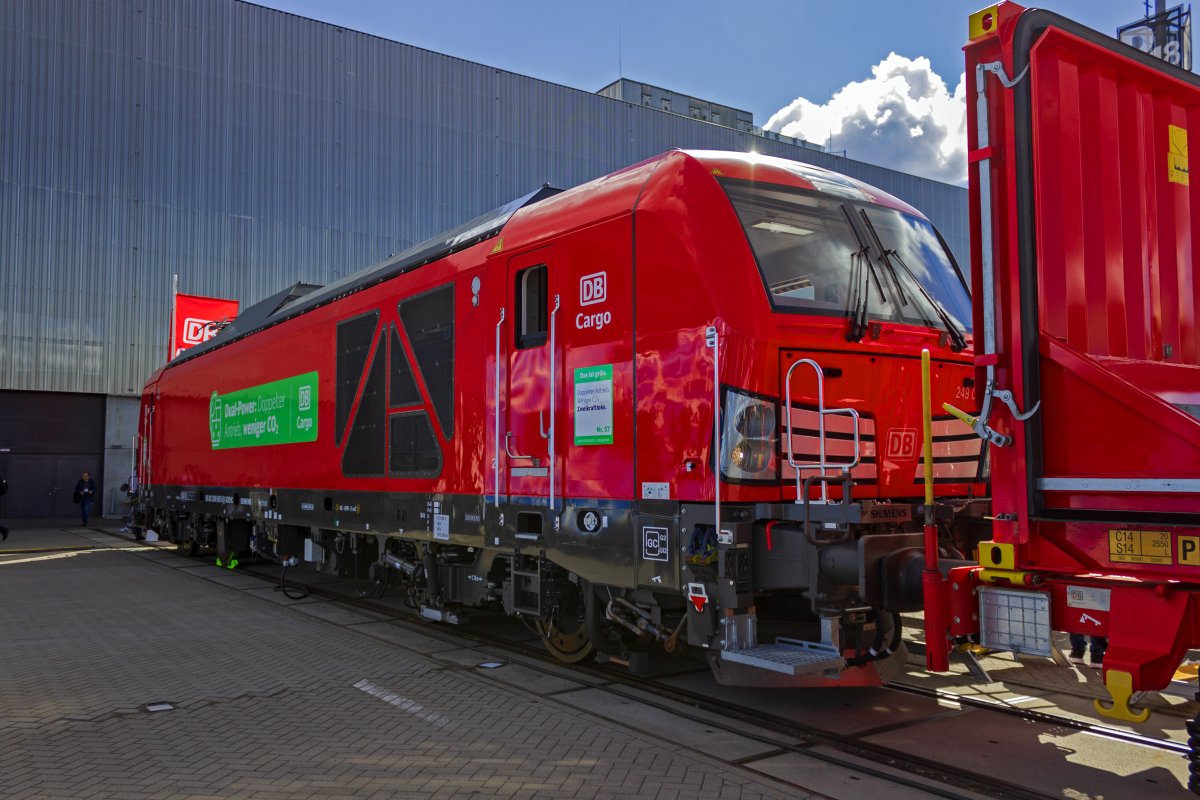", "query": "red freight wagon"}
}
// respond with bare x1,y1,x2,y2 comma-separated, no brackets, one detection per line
935,2,1200,731
138,149,984,685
